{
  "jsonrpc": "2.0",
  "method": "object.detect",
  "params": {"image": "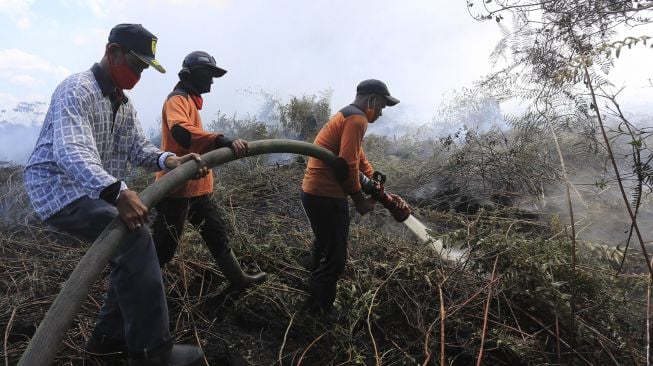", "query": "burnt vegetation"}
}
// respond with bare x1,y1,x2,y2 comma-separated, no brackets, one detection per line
0,91,651,365
3,2,653,364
